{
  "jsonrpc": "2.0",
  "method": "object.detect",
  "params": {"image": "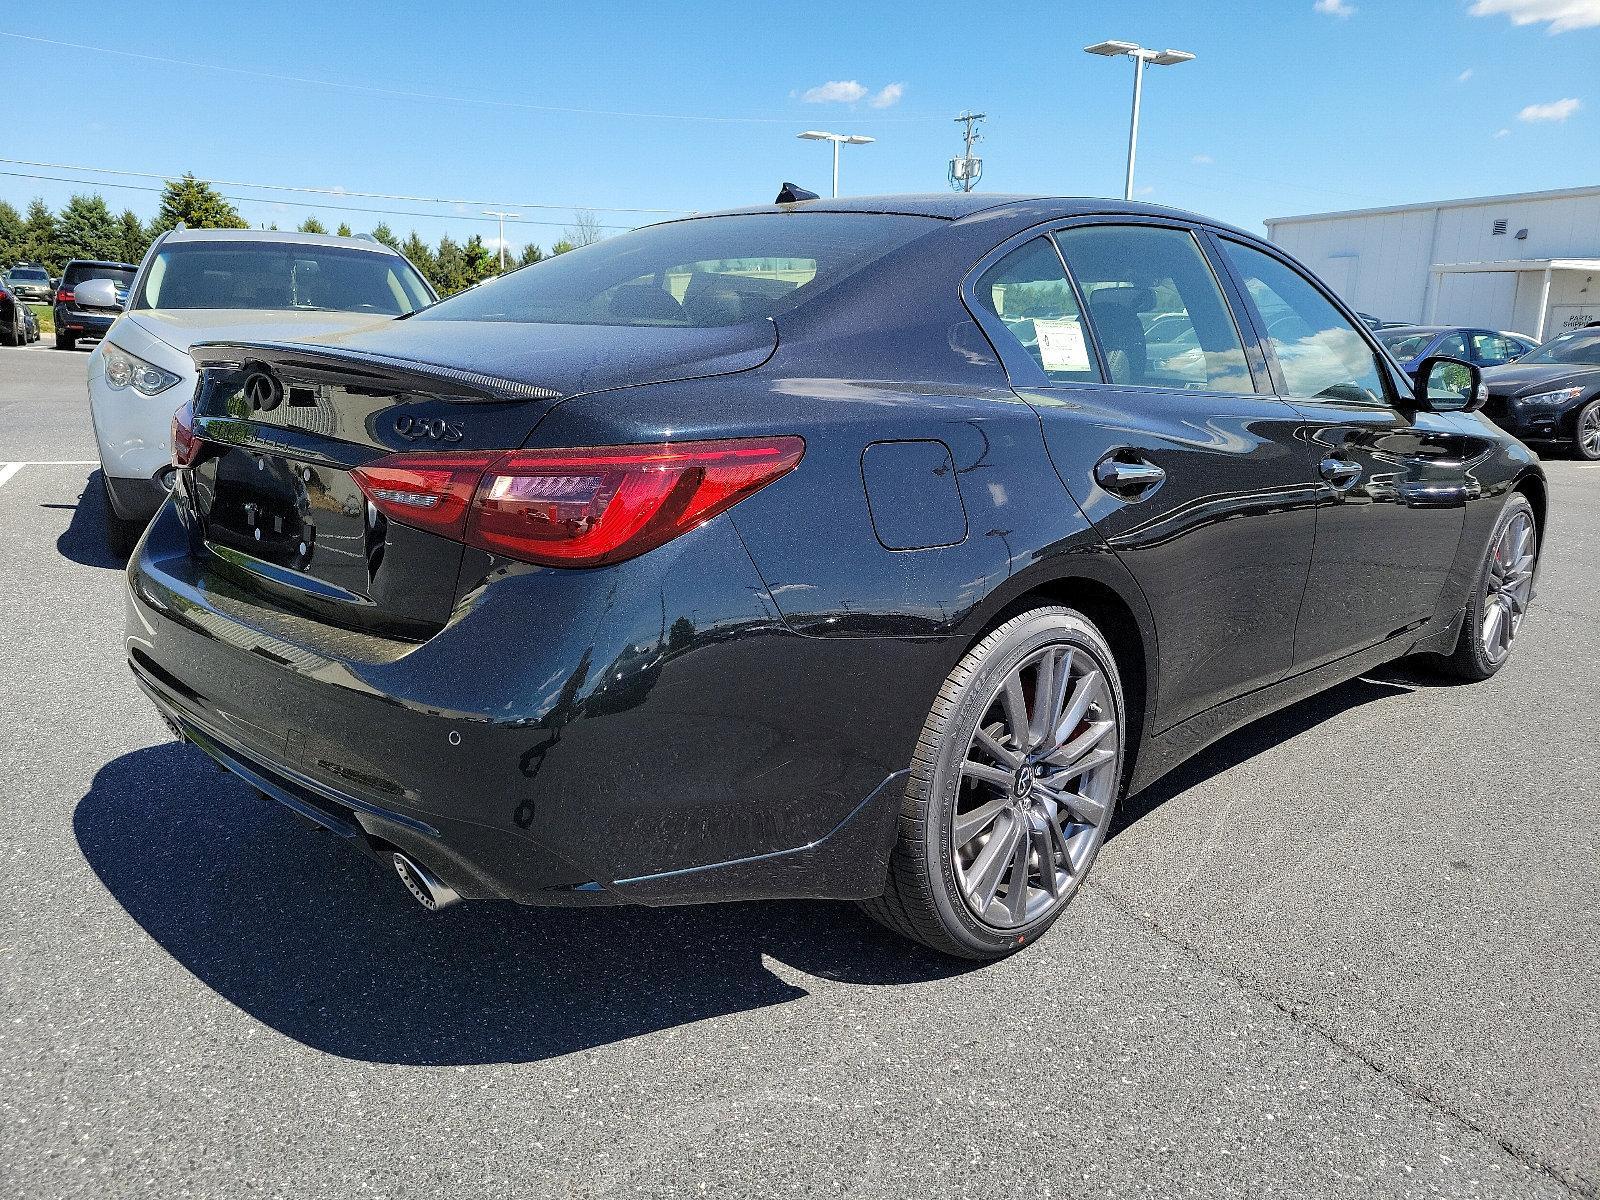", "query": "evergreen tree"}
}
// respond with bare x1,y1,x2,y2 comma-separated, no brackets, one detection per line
115,210,152,266
461,234,498,287
433,235,466,294
400,231,435,283
153,174,247,233
370,222,399,250
550,238,576,256
20,199,59,272
56,194,121,264
0,200,24,265
516,242,545,268
298,217,329,235
335,222,353,238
